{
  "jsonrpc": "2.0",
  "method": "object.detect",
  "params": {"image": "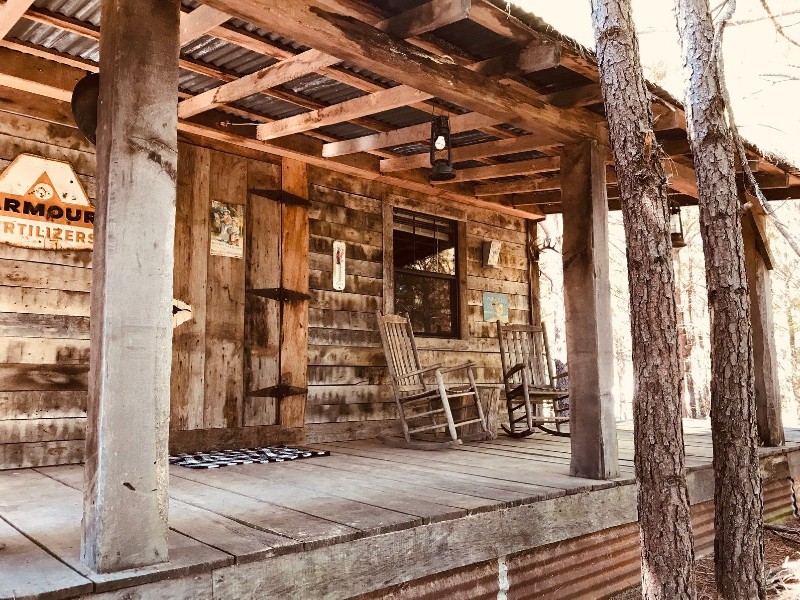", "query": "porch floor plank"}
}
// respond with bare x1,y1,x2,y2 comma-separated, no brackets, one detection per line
0,421,798,600
0,517,93,600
